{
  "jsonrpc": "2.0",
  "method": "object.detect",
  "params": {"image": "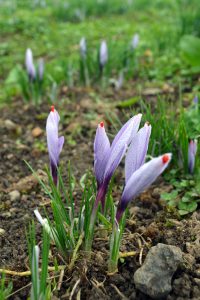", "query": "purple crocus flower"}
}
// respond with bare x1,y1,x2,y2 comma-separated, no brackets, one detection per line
188,139,197,174
131,33,139,50
25,48,36,81
46,106,64,185
94,114,142,210
80,37,87,59
193,96,198,105
38,58,44,81
116,153,172,222
99,40,108,70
